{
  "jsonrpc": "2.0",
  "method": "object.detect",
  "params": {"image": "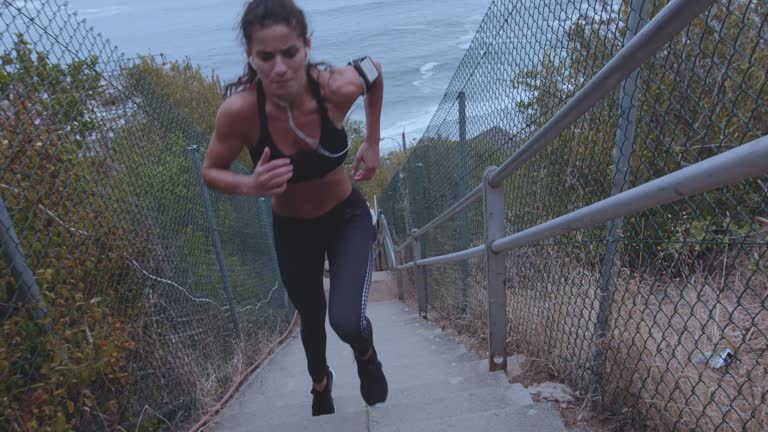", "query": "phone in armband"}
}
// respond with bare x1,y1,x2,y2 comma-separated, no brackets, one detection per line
350,56,379,91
